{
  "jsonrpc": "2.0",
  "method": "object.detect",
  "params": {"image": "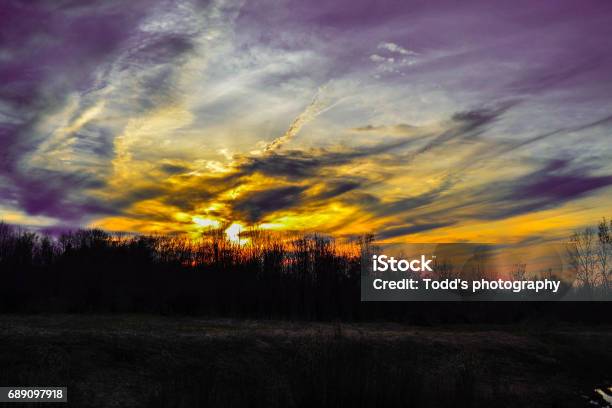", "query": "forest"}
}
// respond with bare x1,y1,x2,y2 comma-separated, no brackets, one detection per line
0,219,610,323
